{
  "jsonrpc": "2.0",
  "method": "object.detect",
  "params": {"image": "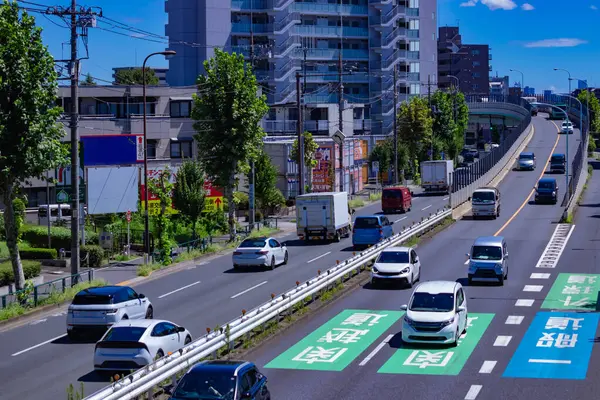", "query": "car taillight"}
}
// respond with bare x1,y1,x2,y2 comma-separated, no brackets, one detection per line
233,251,242,255
256,250,269,255
379,229,383,236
